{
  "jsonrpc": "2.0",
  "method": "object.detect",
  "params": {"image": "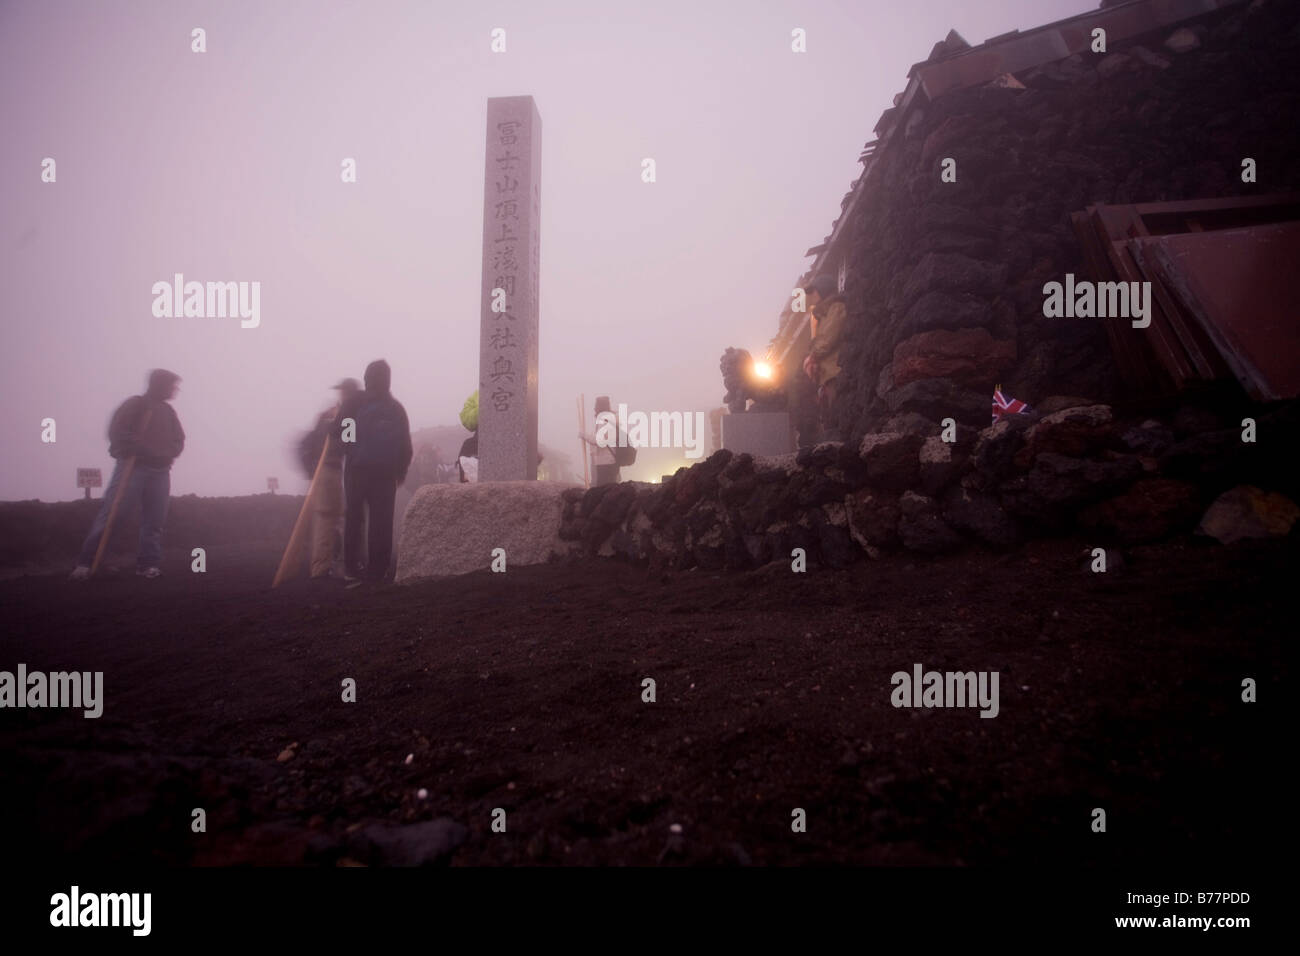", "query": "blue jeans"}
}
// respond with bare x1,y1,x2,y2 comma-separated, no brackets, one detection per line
77,460,171,569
